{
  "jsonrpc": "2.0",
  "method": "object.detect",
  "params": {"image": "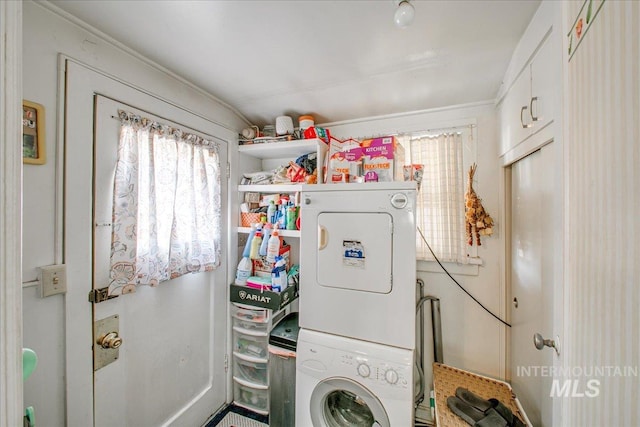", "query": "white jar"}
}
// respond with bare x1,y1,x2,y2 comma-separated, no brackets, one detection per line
298,115,315,135
275,116,294,135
